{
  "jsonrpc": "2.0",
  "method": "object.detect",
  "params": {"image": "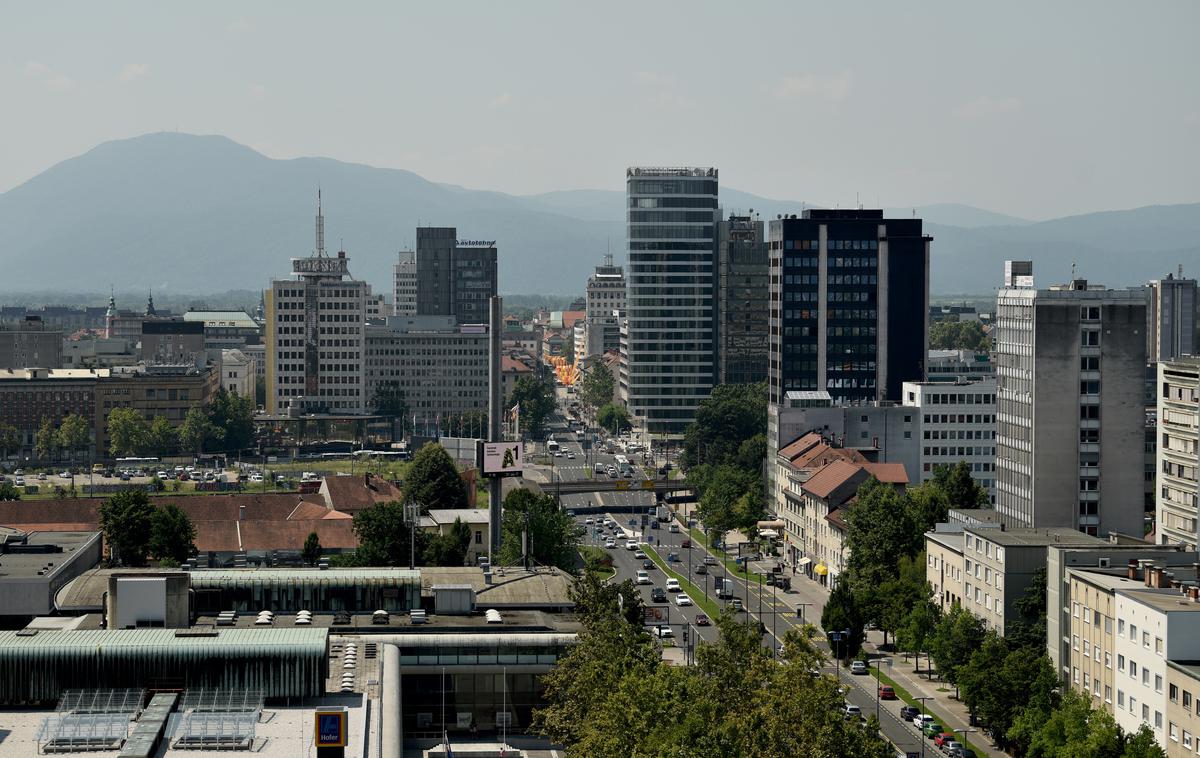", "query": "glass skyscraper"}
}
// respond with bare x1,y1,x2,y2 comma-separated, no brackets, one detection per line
619,167,719,434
